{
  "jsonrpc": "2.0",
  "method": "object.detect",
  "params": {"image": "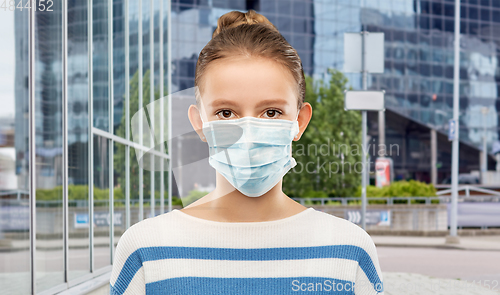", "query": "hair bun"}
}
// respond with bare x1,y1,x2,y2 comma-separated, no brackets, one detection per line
212,10,278,38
